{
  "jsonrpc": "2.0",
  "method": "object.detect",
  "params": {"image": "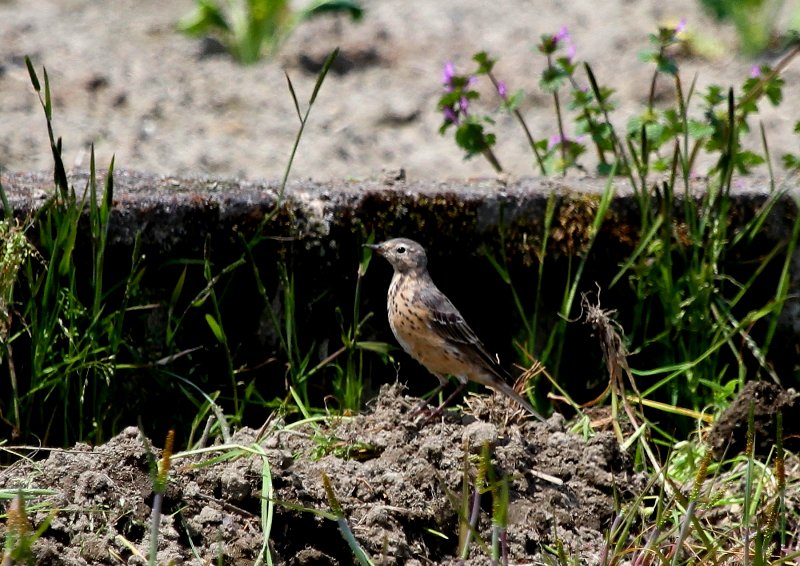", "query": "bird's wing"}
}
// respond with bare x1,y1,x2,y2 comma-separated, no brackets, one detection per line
419,285,511,379
417,281,547,421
